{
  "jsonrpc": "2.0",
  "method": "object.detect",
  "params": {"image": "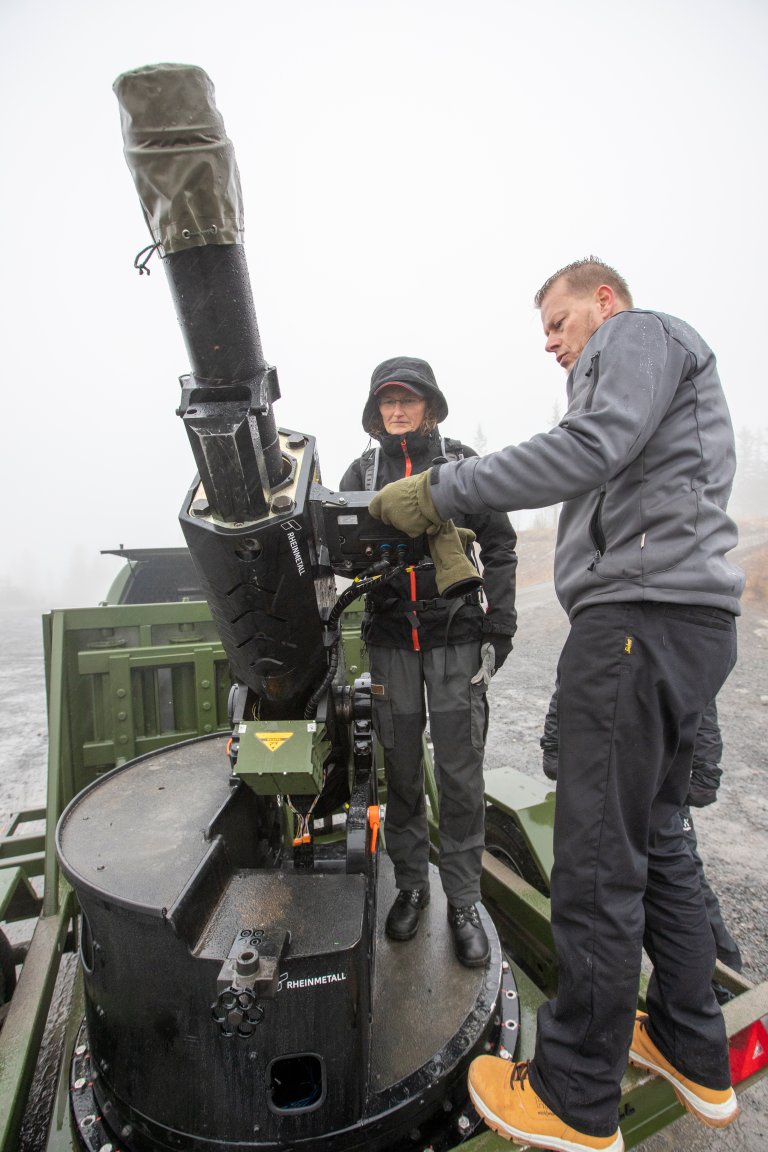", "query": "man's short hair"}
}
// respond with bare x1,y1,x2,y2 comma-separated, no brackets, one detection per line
534,257,634,309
